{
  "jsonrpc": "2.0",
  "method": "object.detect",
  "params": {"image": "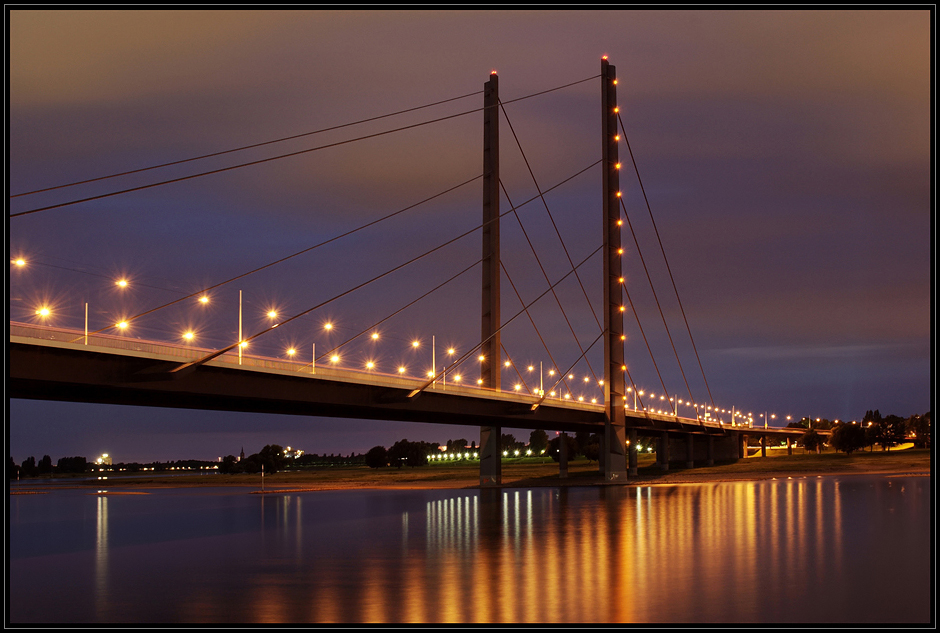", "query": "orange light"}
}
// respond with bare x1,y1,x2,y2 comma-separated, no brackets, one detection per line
183,332,195,341
412,340,420,348
491,70,497,75
116,279,128,288
36,307,50,317
621,365,627,371
621,335,626,341
286,348,296,356
617,219,623,226
324,323,333,331
199,296,209,304
447,347,455,355
614,135,620,142
613,79,618,85
267,310,277,319
616,191,622,197
619,305,625,312
504,360,511,367
371,332,379,340
615,163,621,169
366,361,375,370
618,277,624,283
478,355,485,362
331,354,340,363
614,107,619,113
13,258,25,266
618,248,624,255
398,366,406,374
117,321,128,329
602,55,608,60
